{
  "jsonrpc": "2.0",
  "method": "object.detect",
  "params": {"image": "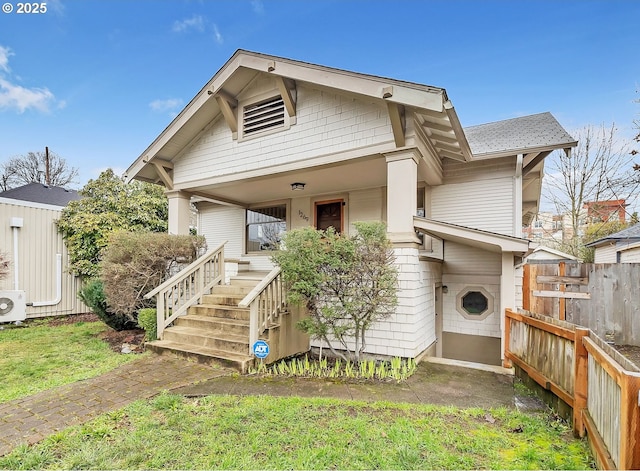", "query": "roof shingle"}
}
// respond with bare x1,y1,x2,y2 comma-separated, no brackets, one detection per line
464,112,576,157
0,182,80,207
